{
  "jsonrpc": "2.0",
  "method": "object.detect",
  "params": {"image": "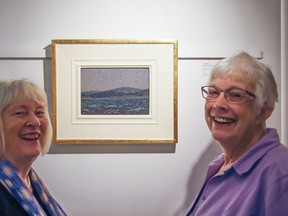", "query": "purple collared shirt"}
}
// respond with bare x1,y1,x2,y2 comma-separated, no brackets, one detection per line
186,128,288,216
